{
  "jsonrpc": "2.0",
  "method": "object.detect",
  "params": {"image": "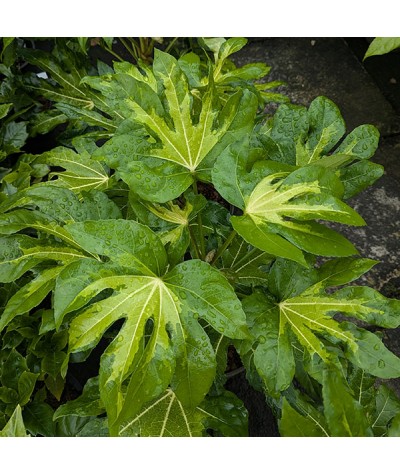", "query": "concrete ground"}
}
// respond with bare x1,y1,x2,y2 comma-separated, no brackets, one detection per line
228,38,400,435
